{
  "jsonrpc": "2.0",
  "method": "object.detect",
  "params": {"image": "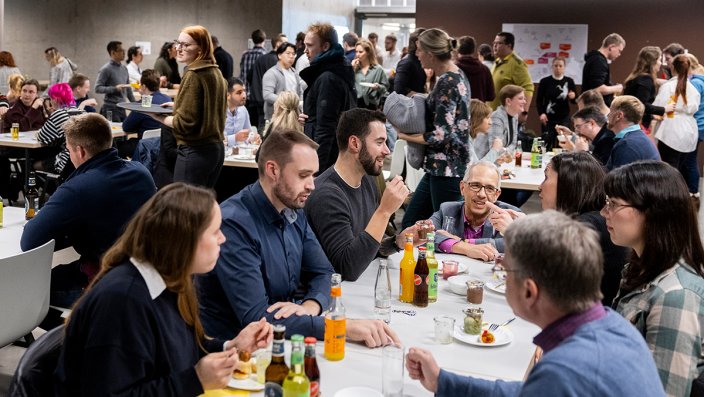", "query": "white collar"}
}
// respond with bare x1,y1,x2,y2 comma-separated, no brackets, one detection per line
130,257,167,300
